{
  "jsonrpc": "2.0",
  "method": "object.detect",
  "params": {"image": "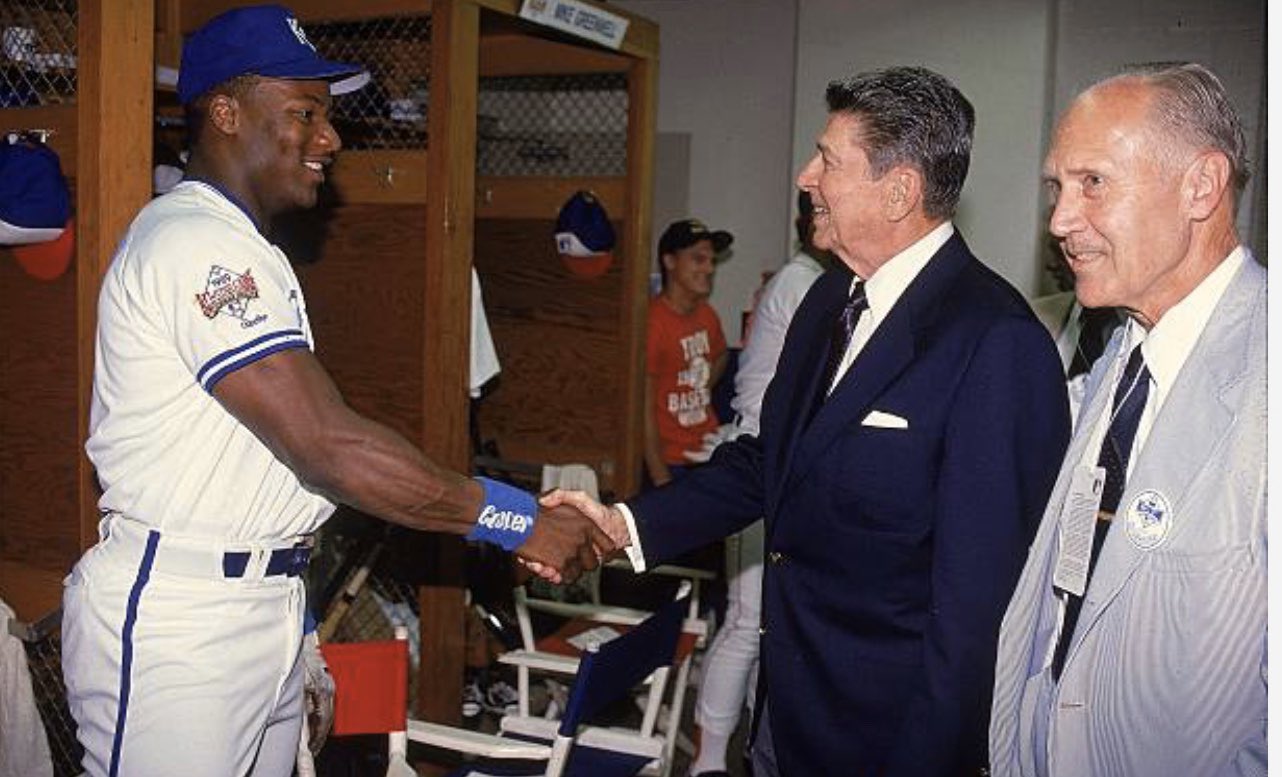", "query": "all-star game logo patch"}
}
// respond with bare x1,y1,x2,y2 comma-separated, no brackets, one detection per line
196,265,267,328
